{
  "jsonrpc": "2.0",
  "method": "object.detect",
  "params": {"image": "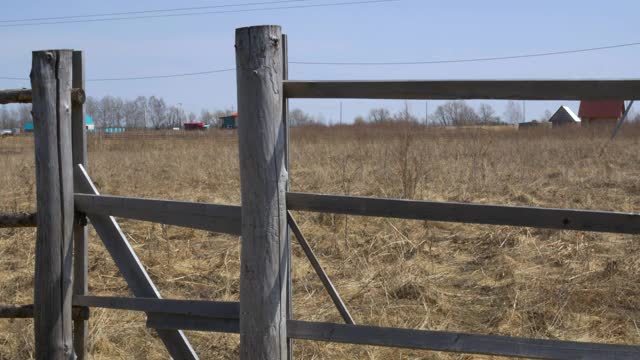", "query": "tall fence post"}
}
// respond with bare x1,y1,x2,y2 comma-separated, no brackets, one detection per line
31,49,75,359
236,25,288,360
71,50,88,359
